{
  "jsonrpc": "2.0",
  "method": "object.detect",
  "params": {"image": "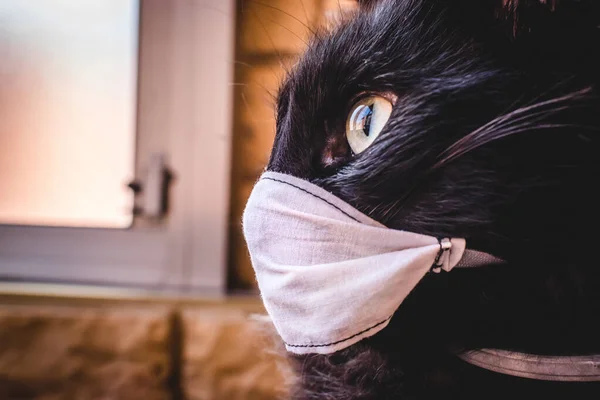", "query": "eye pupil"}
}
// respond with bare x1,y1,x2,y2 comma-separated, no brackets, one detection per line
345,95,393,155
349,104,374,137
362,106,373,136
